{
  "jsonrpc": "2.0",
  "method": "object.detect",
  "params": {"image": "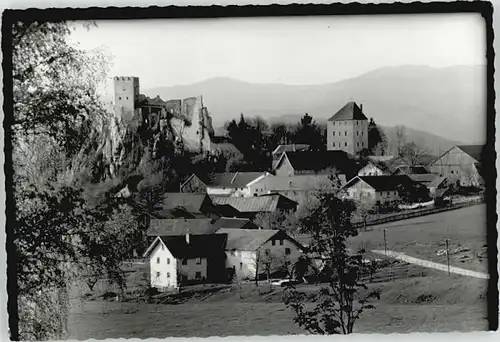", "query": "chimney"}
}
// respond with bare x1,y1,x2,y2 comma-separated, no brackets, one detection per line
186,232,190,245
360,103,363,112
293,144,296,152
